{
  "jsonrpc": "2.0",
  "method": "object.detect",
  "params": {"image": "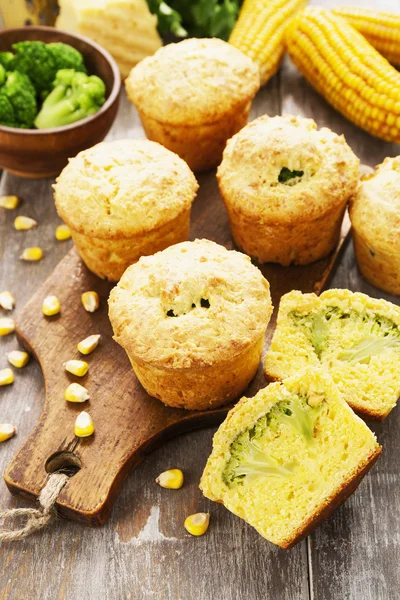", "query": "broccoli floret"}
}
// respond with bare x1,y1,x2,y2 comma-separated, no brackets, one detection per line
278,167,304,184
47,43,87,74
34,69,106,129
0,51,14,70
339,335,400,364
0,64,5,87
222,396,323,488
0,70,37,129
11,41,57,95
